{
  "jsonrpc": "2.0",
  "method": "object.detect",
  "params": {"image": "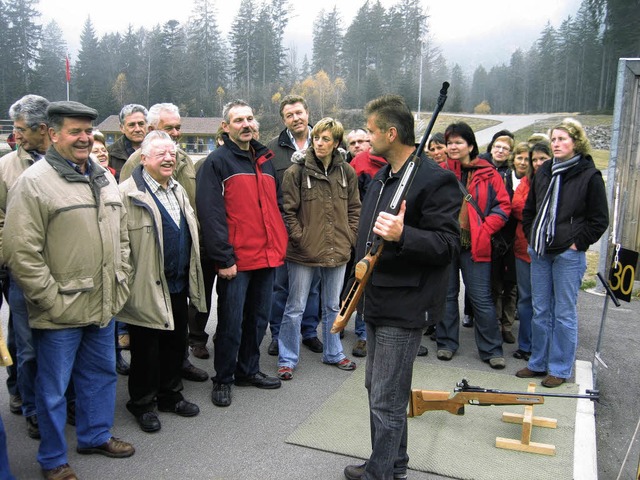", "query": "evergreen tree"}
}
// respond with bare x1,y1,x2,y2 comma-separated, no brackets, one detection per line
229,0,258,97
312,7,343,78
186,0,227,115
448,64,467,113
3,0,42,100
32,21,67,102
76,17,107,115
